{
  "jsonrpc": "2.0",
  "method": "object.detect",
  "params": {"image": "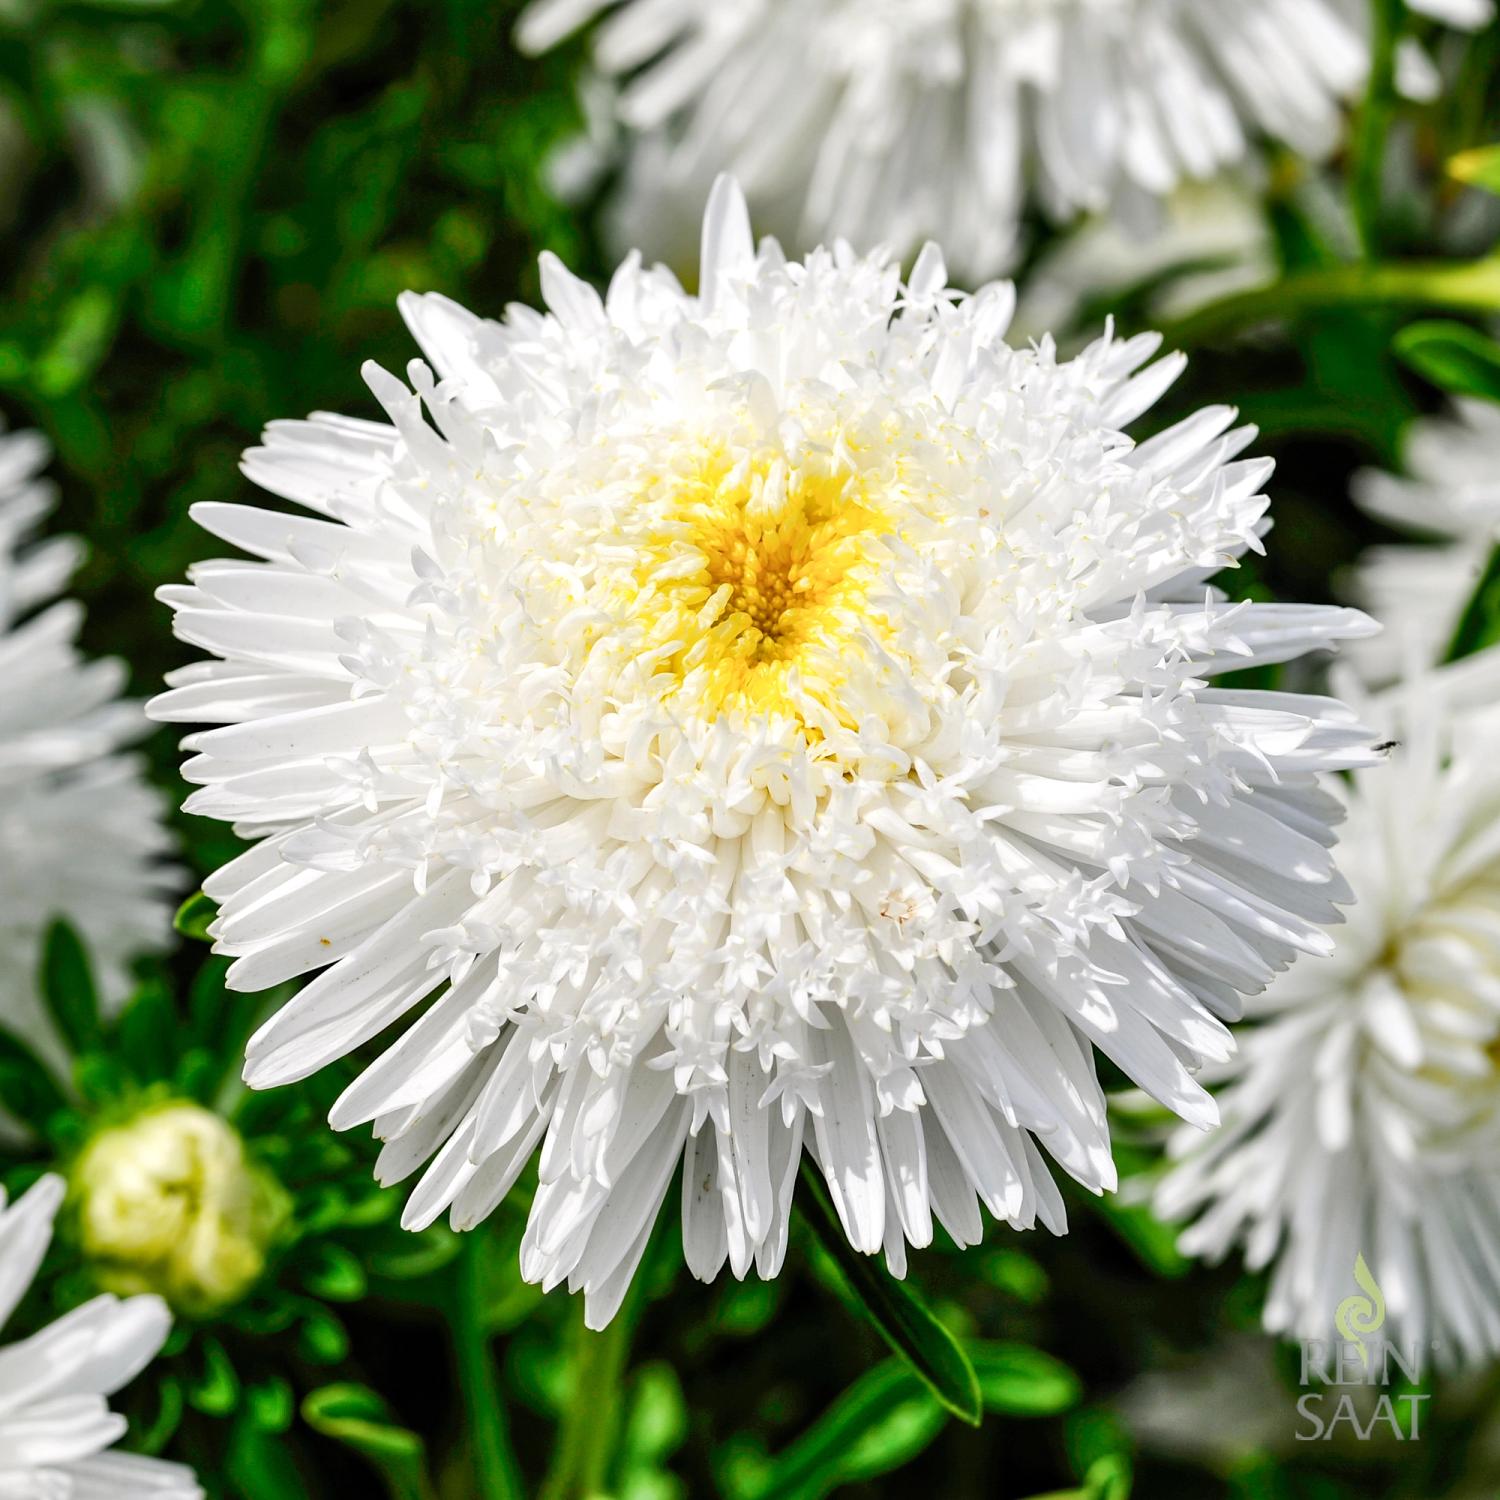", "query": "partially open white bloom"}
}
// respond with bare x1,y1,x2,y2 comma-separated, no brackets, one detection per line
154,180,1377,1325
0,424,176,1066
1345,399,1500,684
1157,652,1500,1367
0,1174,202,1498
518,0,1490,278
